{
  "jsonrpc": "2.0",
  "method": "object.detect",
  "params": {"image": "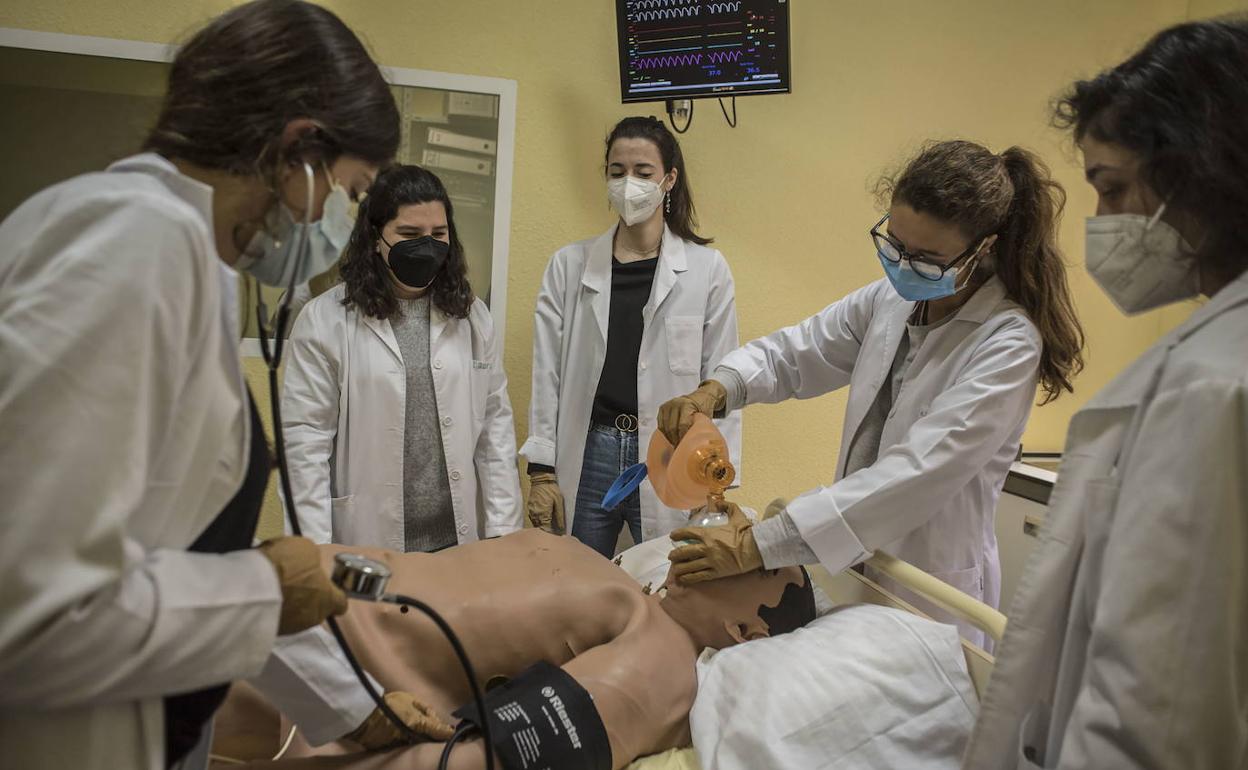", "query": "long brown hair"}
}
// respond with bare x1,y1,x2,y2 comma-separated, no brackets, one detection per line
339,165,474,320
605,116,712,245
877,140,1085,404
144,0,399,174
